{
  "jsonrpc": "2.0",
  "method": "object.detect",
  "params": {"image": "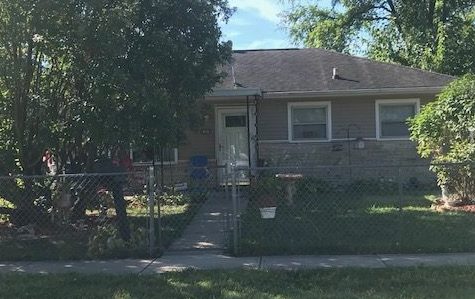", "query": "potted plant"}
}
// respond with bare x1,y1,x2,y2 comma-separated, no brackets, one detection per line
257,195,277,219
